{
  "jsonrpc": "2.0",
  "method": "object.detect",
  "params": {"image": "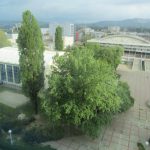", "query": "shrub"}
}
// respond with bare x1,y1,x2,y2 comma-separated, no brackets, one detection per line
81,112,113,137
22,126,64,143
0,138,56,150
21,116,35,125
118,81,134,112
0,119,19,132
0,128,2,136
0,116,35,134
